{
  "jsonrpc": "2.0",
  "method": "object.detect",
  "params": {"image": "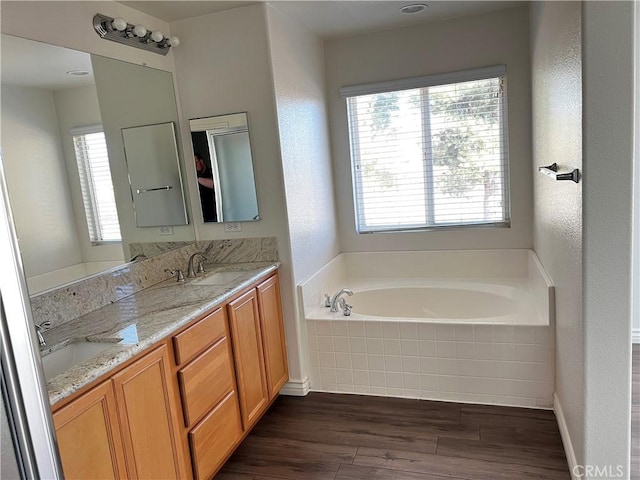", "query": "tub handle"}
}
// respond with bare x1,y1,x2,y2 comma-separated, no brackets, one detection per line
538,163,580,183
339,297,352,316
